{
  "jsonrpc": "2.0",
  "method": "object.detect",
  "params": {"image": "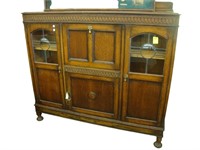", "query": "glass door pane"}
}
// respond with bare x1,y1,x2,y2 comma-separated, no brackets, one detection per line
130,33,166,75
31,29,58,64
